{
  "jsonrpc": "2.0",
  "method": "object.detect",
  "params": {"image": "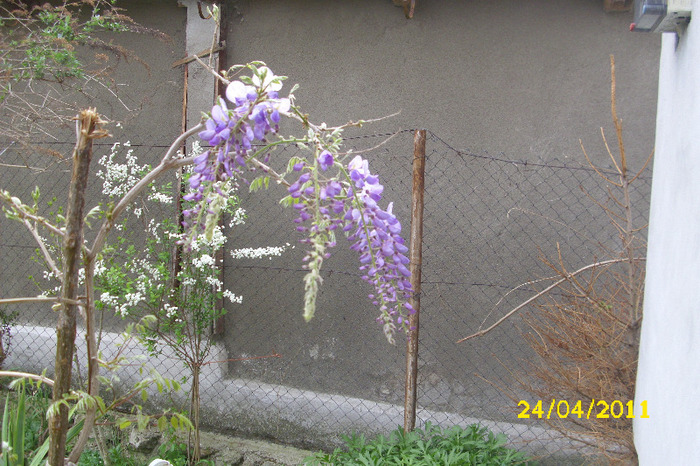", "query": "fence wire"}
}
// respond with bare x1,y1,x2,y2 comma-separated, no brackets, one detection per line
0,130,651,460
